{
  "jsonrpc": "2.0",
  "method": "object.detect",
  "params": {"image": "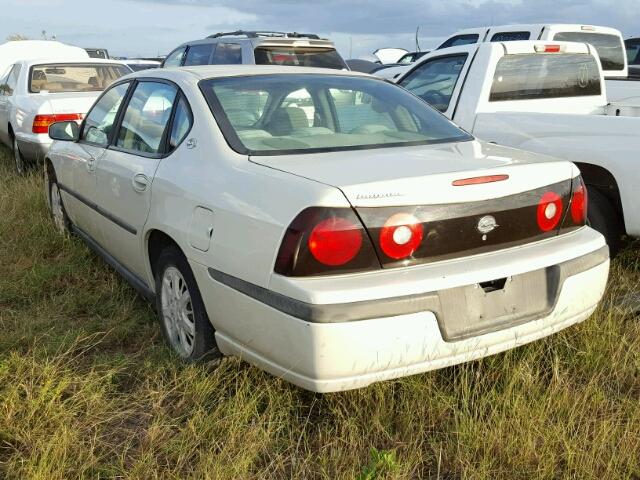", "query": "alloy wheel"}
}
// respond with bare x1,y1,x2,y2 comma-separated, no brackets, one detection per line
160,266,196,357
